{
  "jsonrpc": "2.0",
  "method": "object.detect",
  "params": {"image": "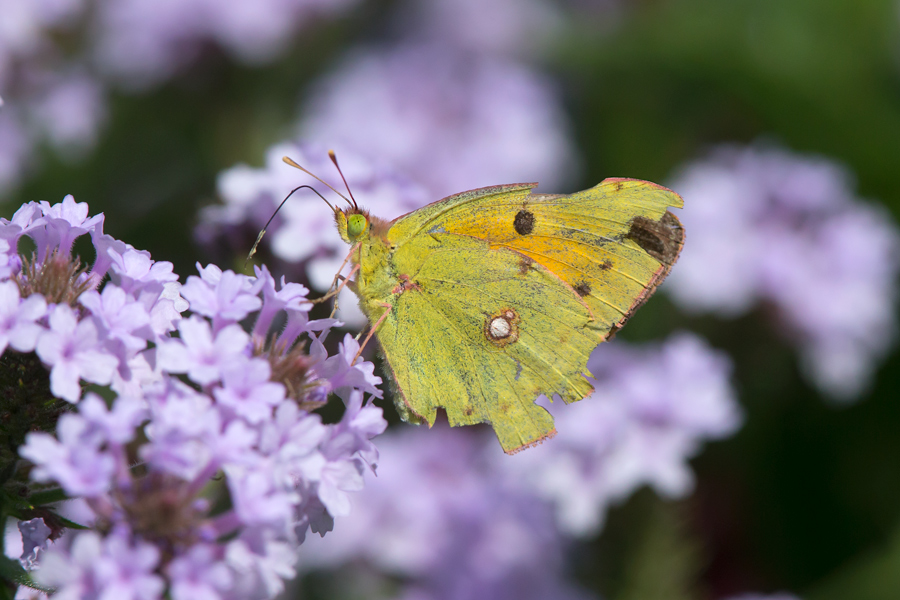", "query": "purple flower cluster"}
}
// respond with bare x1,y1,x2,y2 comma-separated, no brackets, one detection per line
0,0,362,194
1,196,386,599
299,43,578,201
298,425,594,600
394,0,563,60
665,144,900,400
0,195,179,400
503,333,741,535
294,334,740,598
0,0,105,192
91,0,360,88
